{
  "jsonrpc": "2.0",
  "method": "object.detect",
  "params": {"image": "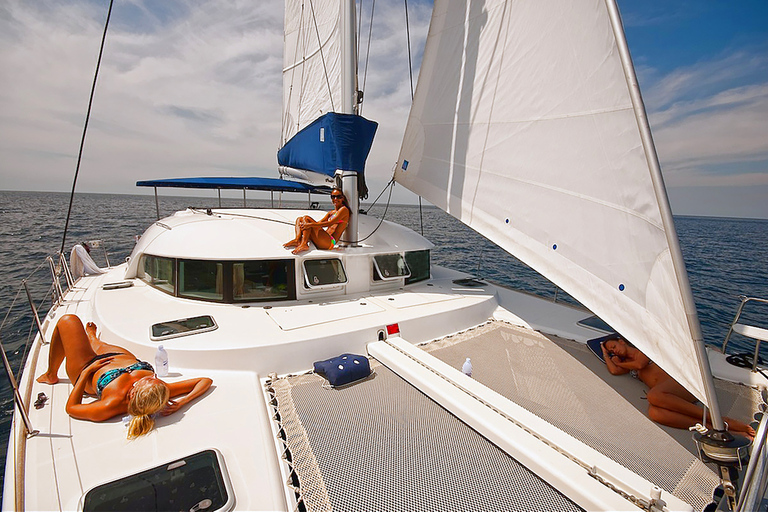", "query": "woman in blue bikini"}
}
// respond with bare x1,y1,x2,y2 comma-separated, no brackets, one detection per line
37,314,212,439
